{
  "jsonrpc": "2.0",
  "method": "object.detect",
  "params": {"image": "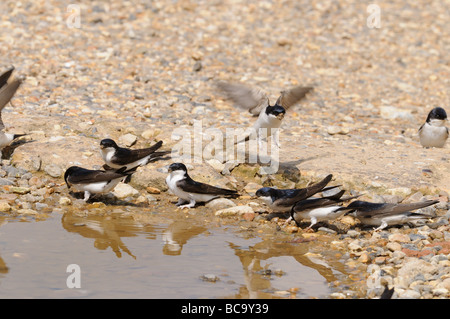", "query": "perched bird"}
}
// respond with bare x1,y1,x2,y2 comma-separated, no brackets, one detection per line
418,107,448,148
64,166,137,201
286,190,358,229
100,138,170,171
165,162,239,208
255,174,338,212
346,199,438,231
0,67,26,150
218,81,313,147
